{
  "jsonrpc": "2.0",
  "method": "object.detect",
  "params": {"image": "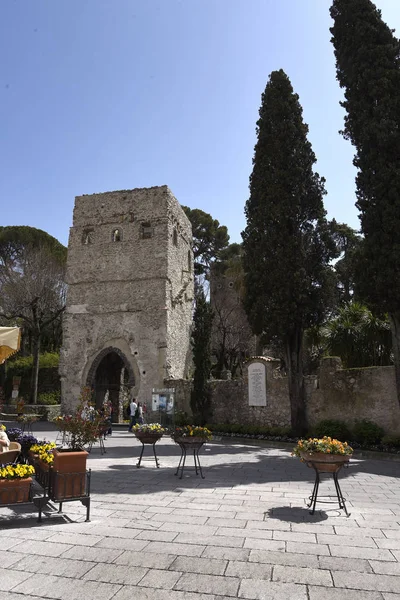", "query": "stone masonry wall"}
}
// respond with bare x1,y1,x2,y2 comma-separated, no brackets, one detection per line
168,357,400,435
60,186,193,412
165,190,194,380
307,357,400,434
